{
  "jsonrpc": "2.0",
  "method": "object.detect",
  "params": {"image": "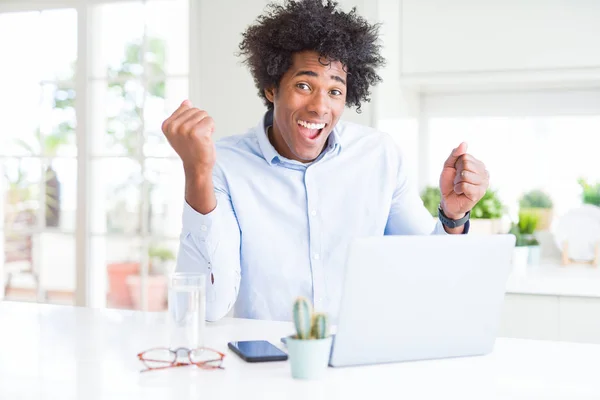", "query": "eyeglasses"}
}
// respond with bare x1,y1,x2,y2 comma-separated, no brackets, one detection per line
137,347,226,373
